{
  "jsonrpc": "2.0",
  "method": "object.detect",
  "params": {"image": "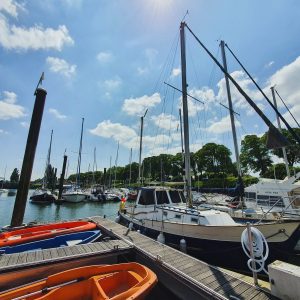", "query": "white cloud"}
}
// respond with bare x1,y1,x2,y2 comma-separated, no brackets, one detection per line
46,57,76,77
0,0,24,17
122,93,161,116
89,120,138,148
96,51,114,63
151,113,179,130
0,91,25,120
216,70,263,110
20,121,29,128
102,77,122,91
267,56,300,107
264,61,274,68
49,108,67,120
137,67,148,75
207,115,241,134
0,15,74,51
0,129,8,134
177,87,214,117
171,68,181,78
